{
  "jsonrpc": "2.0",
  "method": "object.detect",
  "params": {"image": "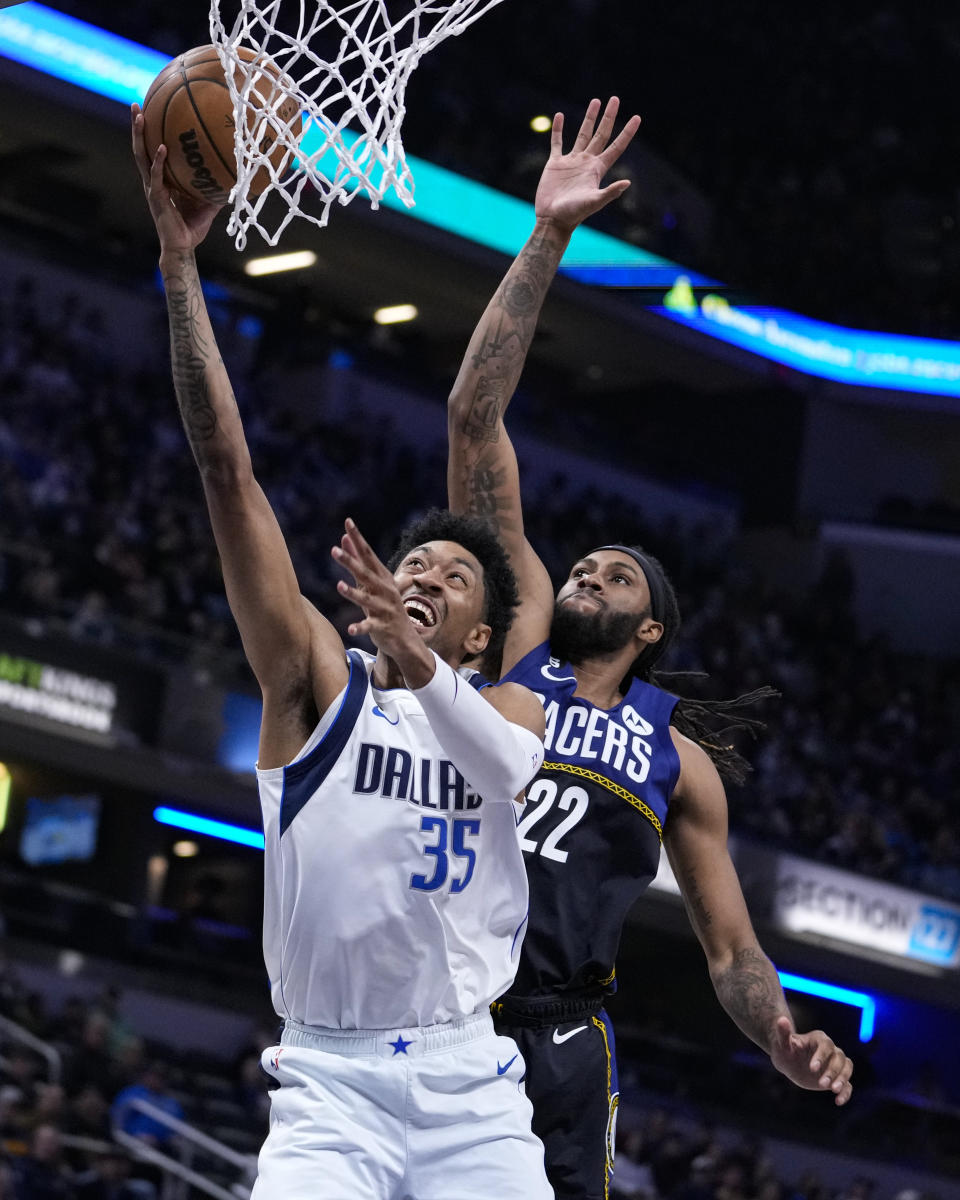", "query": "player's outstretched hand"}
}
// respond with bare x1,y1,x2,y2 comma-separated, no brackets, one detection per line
534,97,641,234
769,1016,853,1106
333,518,431,679
131,103,223,253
